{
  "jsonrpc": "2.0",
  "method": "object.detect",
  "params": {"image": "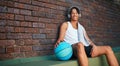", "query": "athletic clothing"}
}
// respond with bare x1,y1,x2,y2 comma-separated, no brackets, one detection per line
72,45,93,57
64,22,90,46
64,22,79,45
64,22,92,57
77,22,90,46
84,45,93,57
